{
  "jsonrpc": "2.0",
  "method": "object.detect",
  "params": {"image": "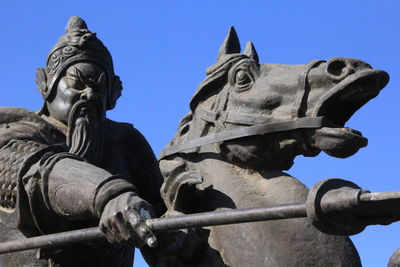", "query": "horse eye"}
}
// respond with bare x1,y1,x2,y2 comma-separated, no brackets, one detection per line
235,70,252,90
